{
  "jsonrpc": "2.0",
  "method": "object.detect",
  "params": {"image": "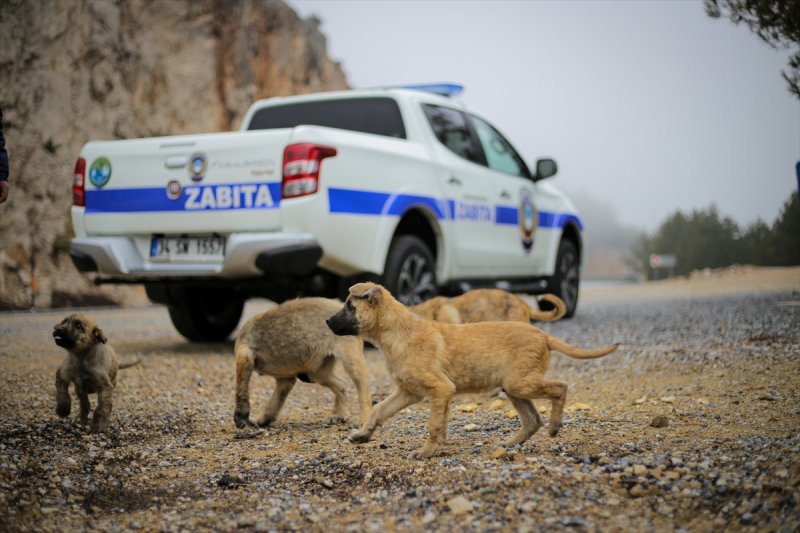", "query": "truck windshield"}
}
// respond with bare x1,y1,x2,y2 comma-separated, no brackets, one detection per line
247,97,406,139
